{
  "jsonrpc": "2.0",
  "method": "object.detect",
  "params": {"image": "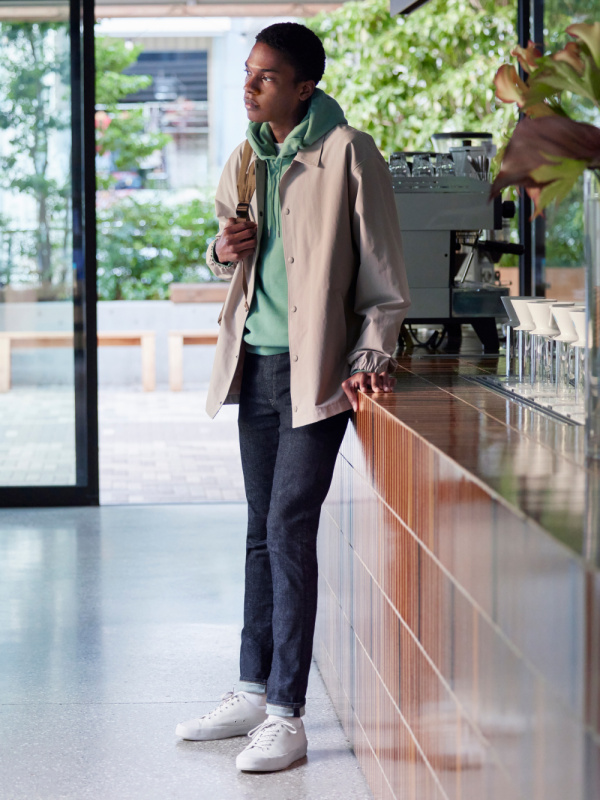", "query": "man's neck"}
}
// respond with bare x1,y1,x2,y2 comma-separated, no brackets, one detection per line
268,101,310,143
